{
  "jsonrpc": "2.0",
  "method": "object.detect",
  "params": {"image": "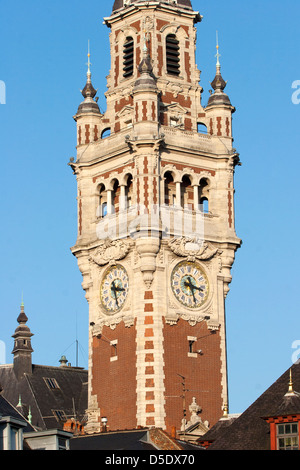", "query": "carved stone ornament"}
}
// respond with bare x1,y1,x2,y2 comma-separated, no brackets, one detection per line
92,314,135,335
90,238,134,267
168,237,221,262
85,395,101,435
